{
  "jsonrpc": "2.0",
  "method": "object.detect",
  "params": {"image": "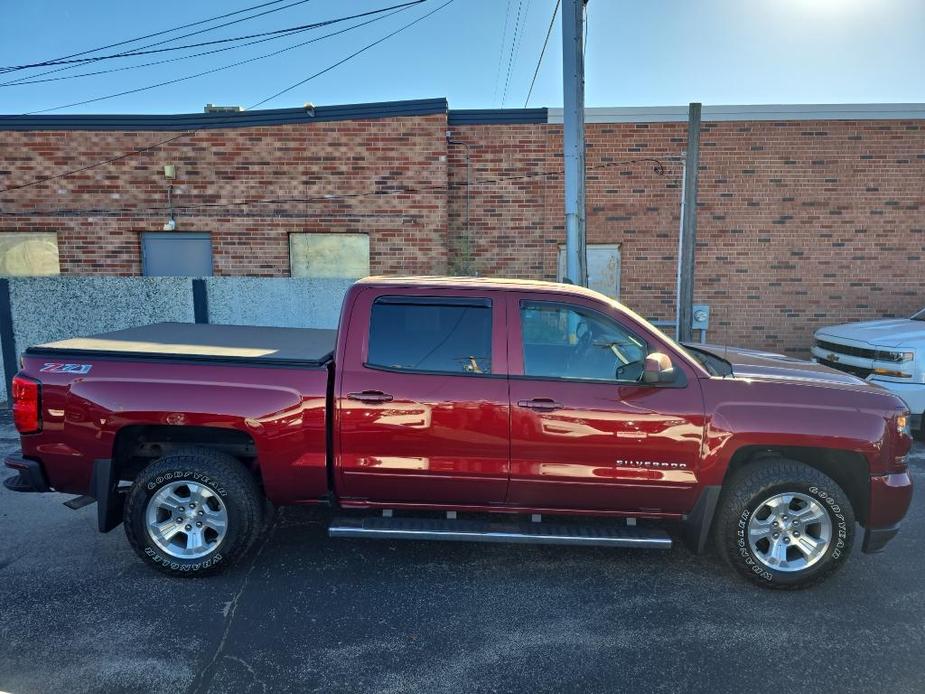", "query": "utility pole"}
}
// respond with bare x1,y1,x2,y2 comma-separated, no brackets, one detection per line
676,102,702,342
562,0,587,286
